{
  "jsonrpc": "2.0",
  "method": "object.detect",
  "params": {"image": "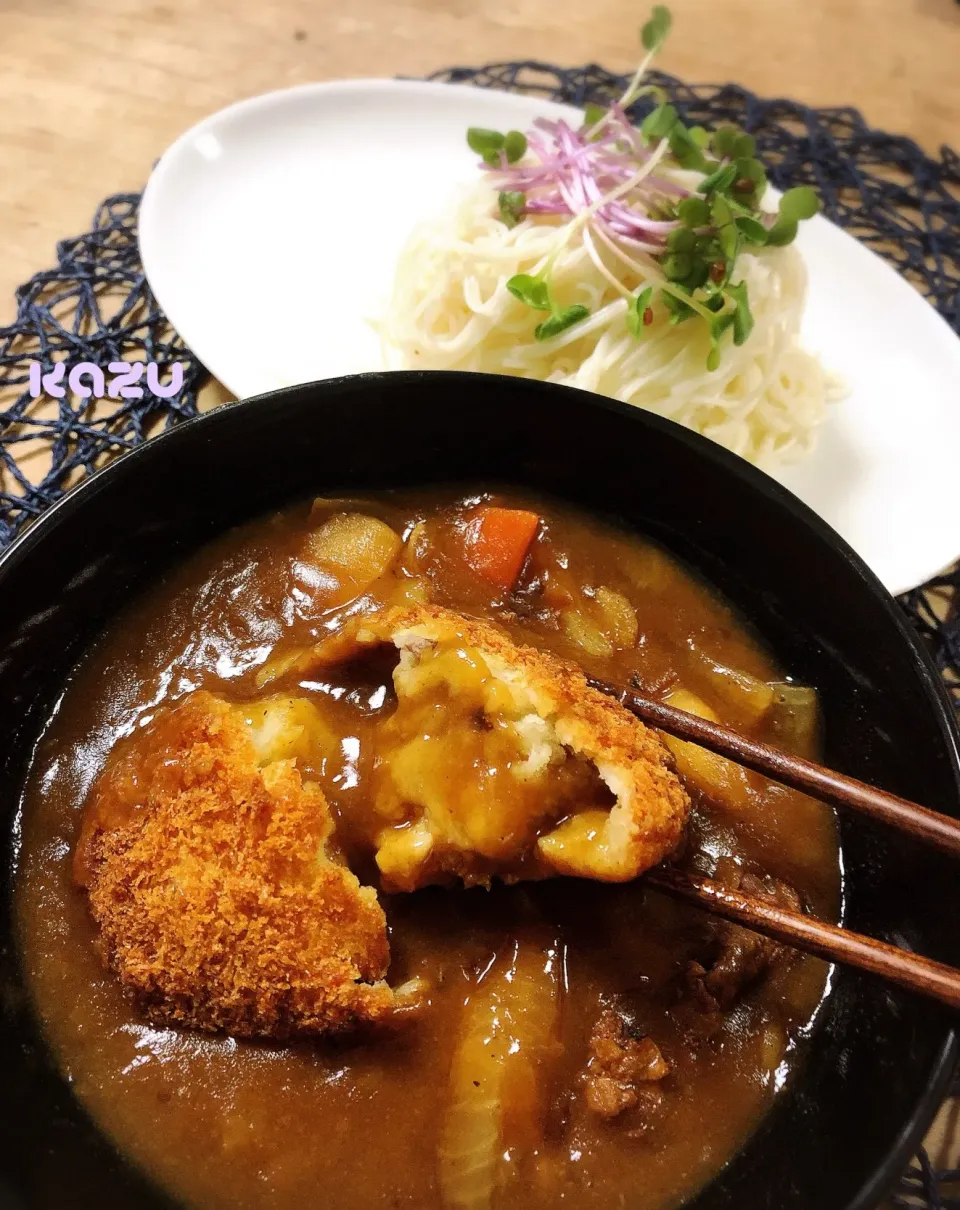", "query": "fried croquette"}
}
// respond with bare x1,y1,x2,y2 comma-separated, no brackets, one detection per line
75,691,394,1039
75,604,689,1032
353,604,690,890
